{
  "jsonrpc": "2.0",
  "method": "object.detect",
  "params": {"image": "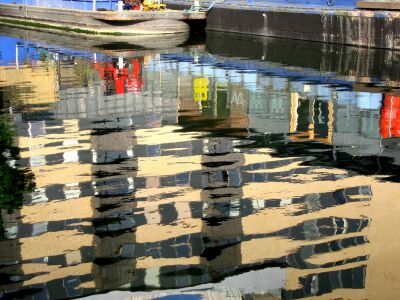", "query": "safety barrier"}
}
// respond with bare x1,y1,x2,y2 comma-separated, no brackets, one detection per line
0,0,118,11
